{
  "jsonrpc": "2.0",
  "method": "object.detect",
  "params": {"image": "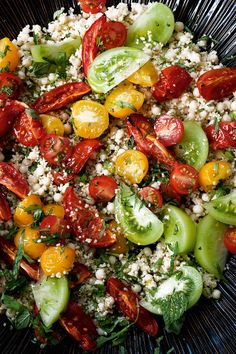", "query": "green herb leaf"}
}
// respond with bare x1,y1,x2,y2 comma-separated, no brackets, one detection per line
1,294,23,311
213,117,219,134
0,85,14,96
5,225,19,240
0,45,10,58
116,101,137,112
14,308,31,329
96,322,133,348
25,108,39,119
158,291,188,329
33,32,39,45
12,229,25,278
31,61,51,76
